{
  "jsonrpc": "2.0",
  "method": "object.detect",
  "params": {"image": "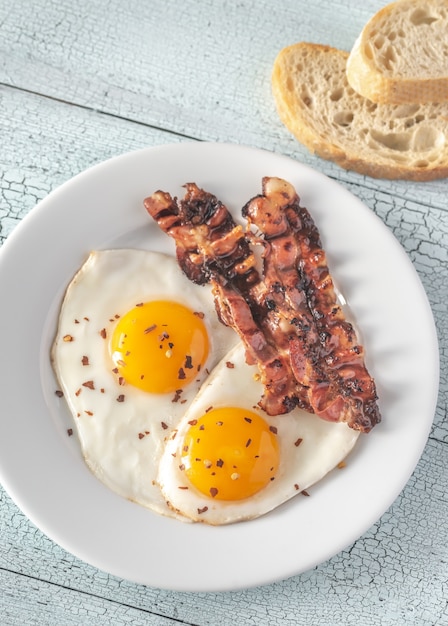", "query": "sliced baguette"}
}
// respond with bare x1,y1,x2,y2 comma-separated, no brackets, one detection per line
271,42,448,180
346,0,448,104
